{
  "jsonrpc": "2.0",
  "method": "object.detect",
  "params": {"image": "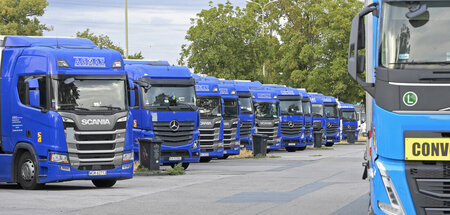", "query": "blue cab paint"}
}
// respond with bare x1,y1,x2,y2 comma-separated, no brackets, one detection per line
297,89,314,146
339,102,358,142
